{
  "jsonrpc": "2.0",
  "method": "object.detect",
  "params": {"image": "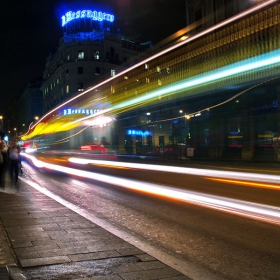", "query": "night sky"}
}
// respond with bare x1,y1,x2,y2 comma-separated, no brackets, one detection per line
0,0,186,113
